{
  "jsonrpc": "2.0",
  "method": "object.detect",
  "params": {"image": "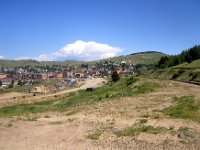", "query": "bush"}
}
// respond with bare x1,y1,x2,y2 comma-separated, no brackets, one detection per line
191,74,198,81
171,73,180,79
111,71,120,82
